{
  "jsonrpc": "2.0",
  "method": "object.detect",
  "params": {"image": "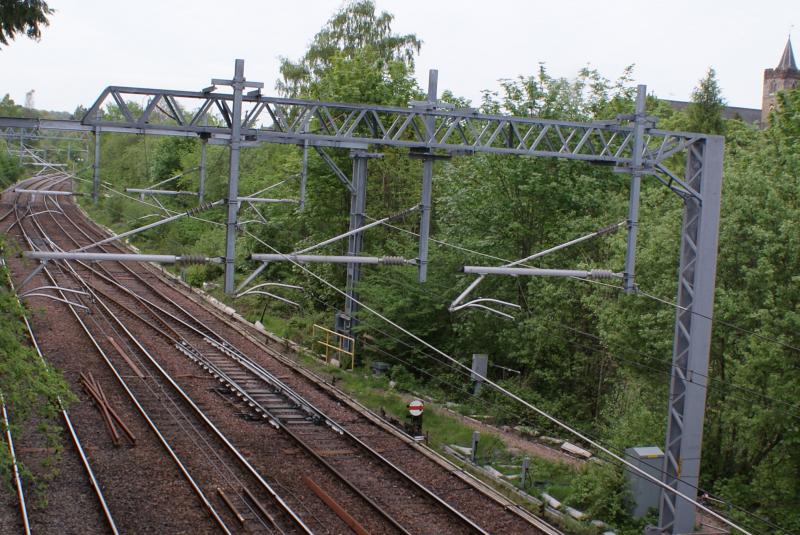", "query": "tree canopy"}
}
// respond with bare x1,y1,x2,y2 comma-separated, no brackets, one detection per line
278,0,421,101
686,67,726,134
0,0,53,48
